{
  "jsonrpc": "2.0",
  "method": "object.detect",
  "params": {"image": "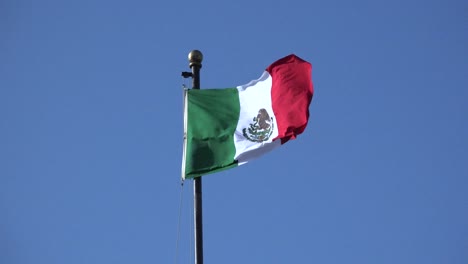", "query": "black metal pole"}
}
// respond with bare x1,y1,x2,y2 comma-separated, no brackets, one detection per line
188,50,203,264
